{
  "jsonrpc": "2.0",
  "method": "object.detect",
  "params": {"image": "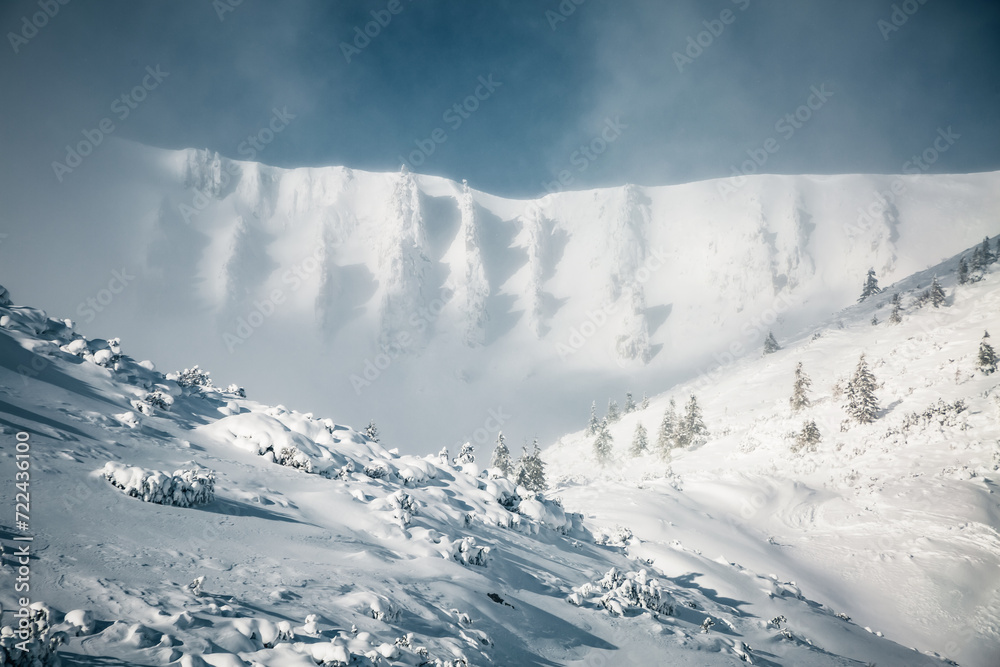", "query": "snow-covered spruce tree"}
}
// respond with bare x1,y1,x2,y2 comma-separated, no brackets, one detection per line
629,422,648,457
594,418,614,465
845,353,880,424
522,439,547,493
514,448,529,487
624,392,636,414
363,420,380,443
677,395,708,448
656,399,677,457
958,257,970,285
438,446,450,465
981,236,995,265
979,331,998,375
888,293,903,324
790,361,812,413
929,276,947,308
490,431,513,476
456,442,475,464
792,420,821,454
858,268,881,302
606,398,621,424
763,331,781,355
640,392,650,410
587,401,600,436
